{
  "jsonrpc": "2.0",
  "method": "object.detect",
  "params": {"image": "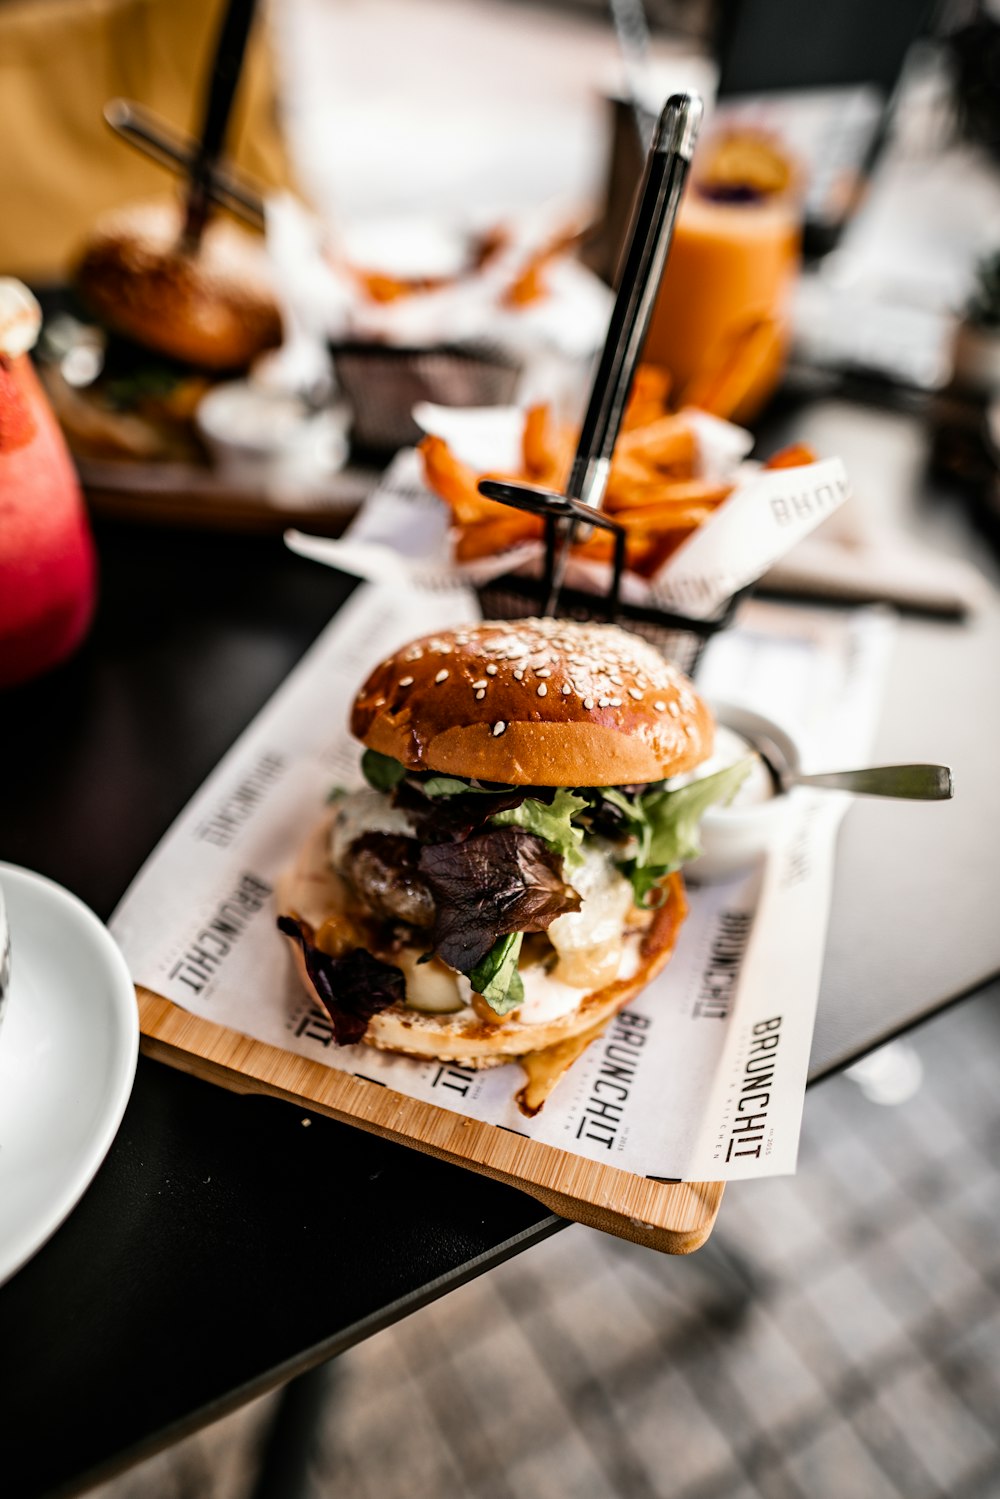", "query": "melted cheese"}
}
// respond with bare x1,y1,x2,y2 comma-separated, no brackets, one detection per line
547,843,634,988
396,948,466,1013
518,936,641,1023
